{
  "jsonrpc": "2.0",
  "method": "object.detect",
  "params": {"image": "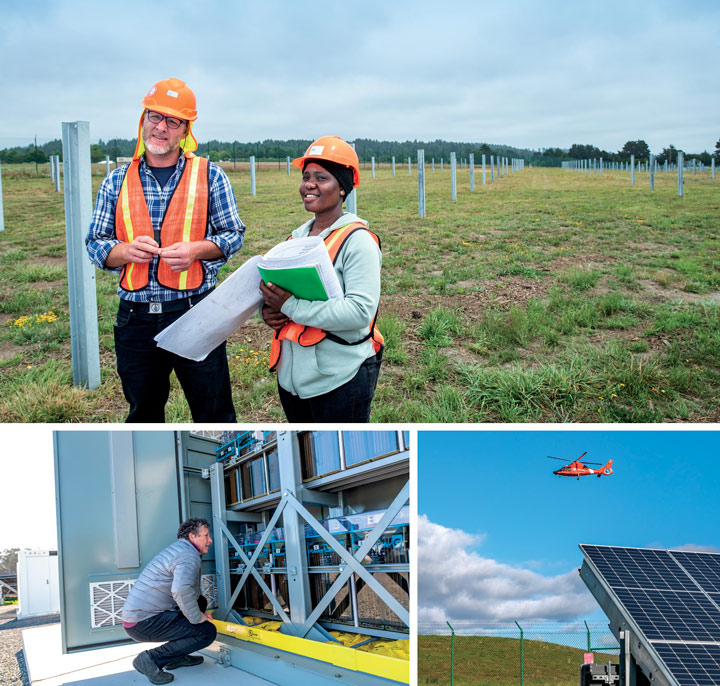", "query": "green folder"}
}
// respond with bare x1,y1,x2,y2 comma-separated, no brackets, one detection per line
257,265,330,301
